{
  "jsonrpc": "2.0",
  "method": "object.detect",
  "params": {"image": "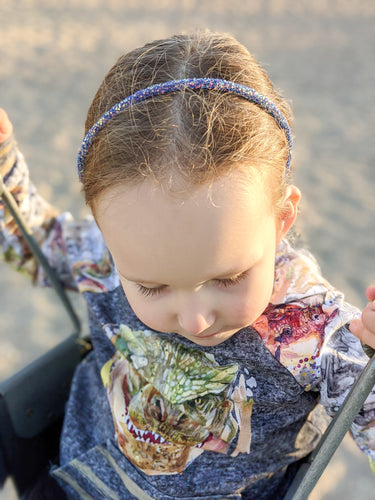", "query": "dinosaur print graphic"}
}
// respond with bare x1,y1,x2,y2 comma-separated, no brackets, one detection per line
102,325,242,474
